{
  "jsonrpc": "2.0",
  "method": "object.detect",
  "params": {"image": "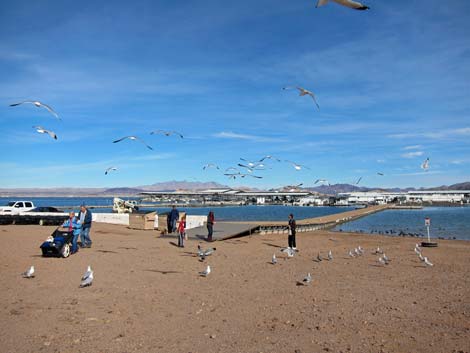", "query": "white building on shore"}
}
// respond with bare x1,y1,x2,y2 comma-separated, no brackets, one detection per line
337,190,470,205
